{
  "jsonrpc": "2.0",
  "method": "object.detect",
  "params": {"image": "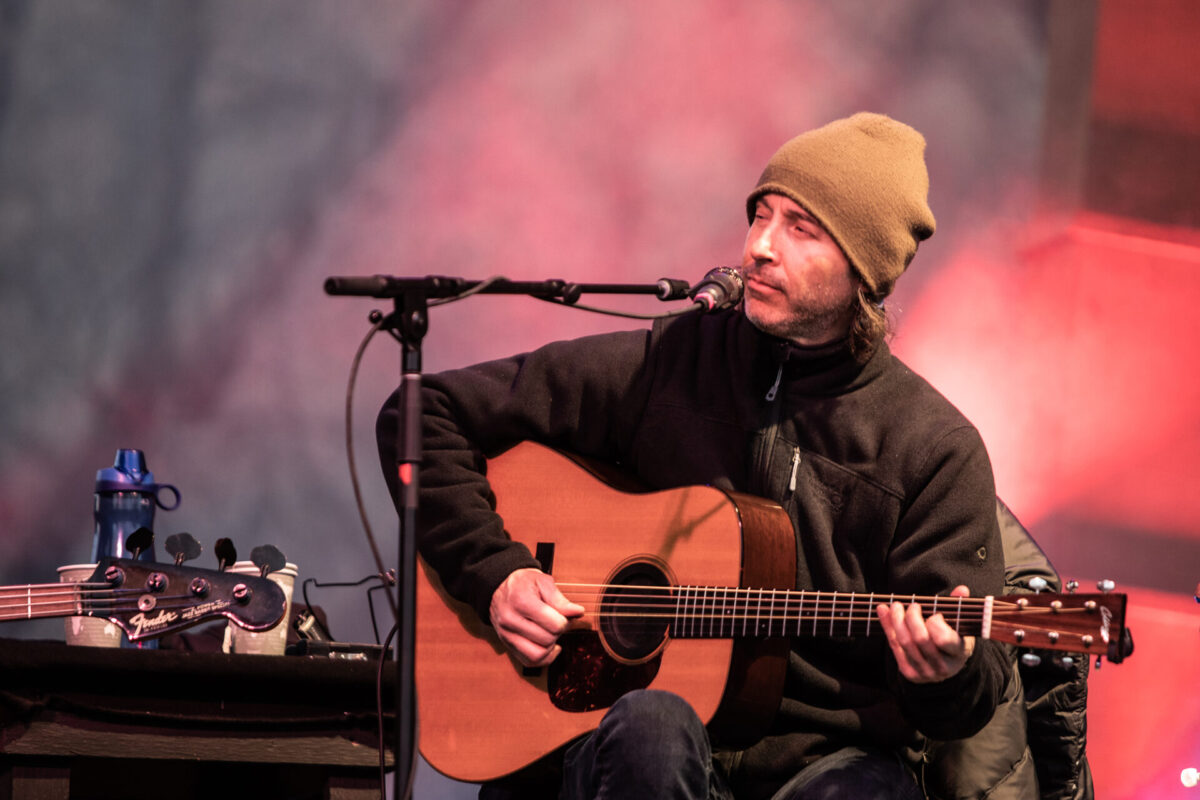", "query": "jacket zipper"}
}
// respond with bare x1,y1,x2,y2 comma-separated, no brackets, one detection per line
765,363,783,402
754,364,785,495
788,446,801,493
